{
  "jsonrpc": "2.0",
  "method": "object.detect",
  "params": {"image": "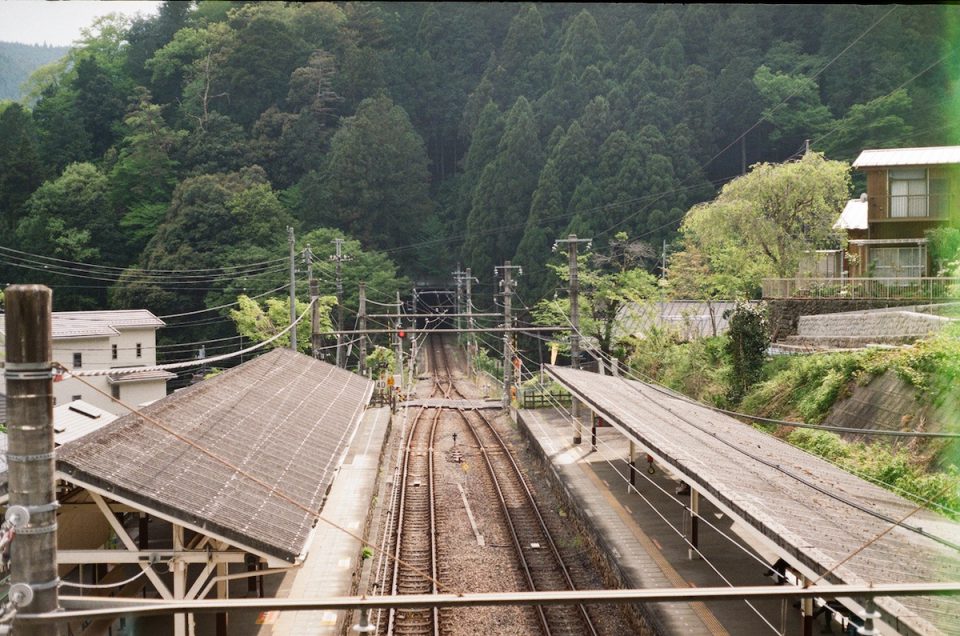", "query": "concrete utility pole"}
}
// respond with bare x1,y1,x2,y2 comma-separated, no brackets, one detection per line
465,268,475,375
554,234,591,444
495,262,521,410
330,238,351,368
395,292,403,383
288,227,297,352
358,282,367,376
452,267,466,335
4,285,62,636
307,245,320,359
